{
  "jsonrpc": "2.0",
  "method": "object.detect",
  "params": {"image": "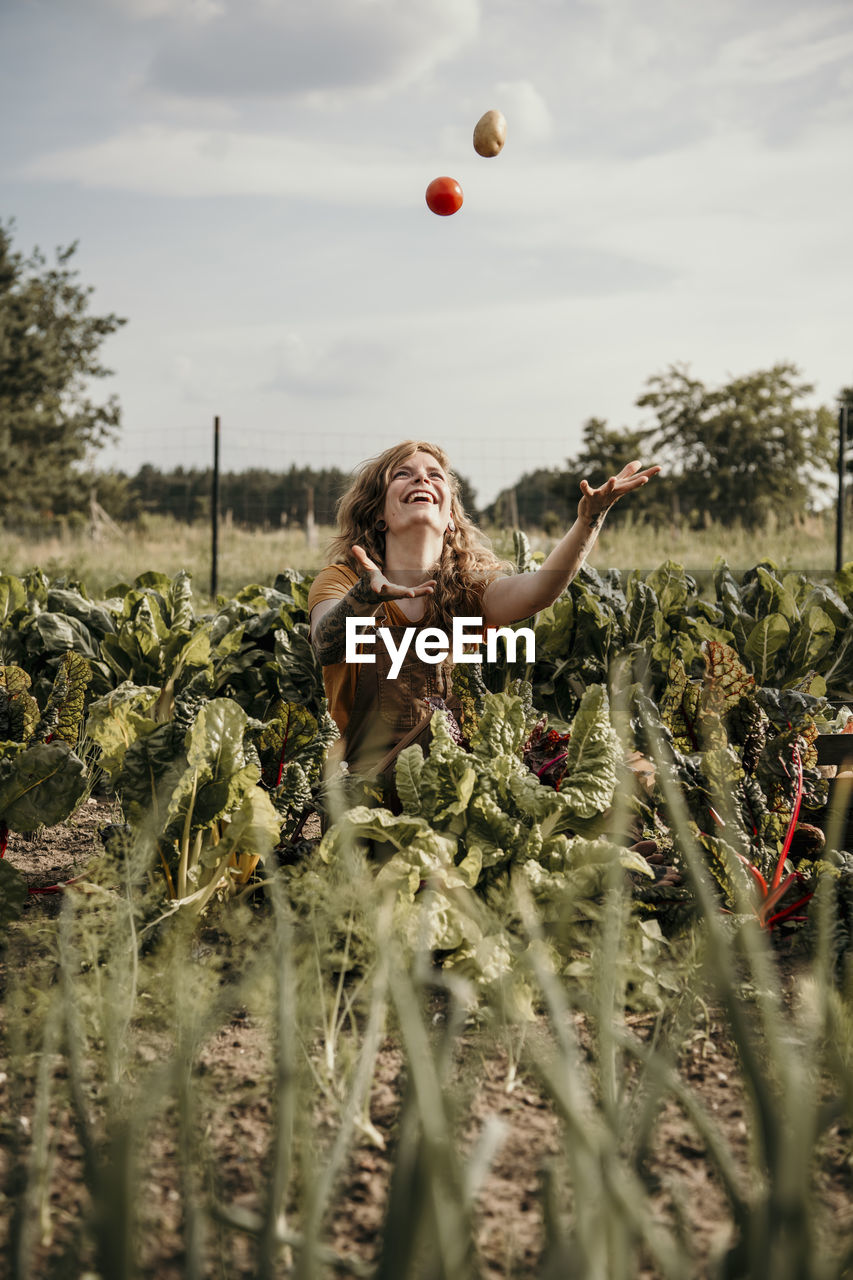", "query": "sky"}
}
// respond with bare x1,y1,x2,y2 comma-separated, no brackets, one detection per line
1,0,851,508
